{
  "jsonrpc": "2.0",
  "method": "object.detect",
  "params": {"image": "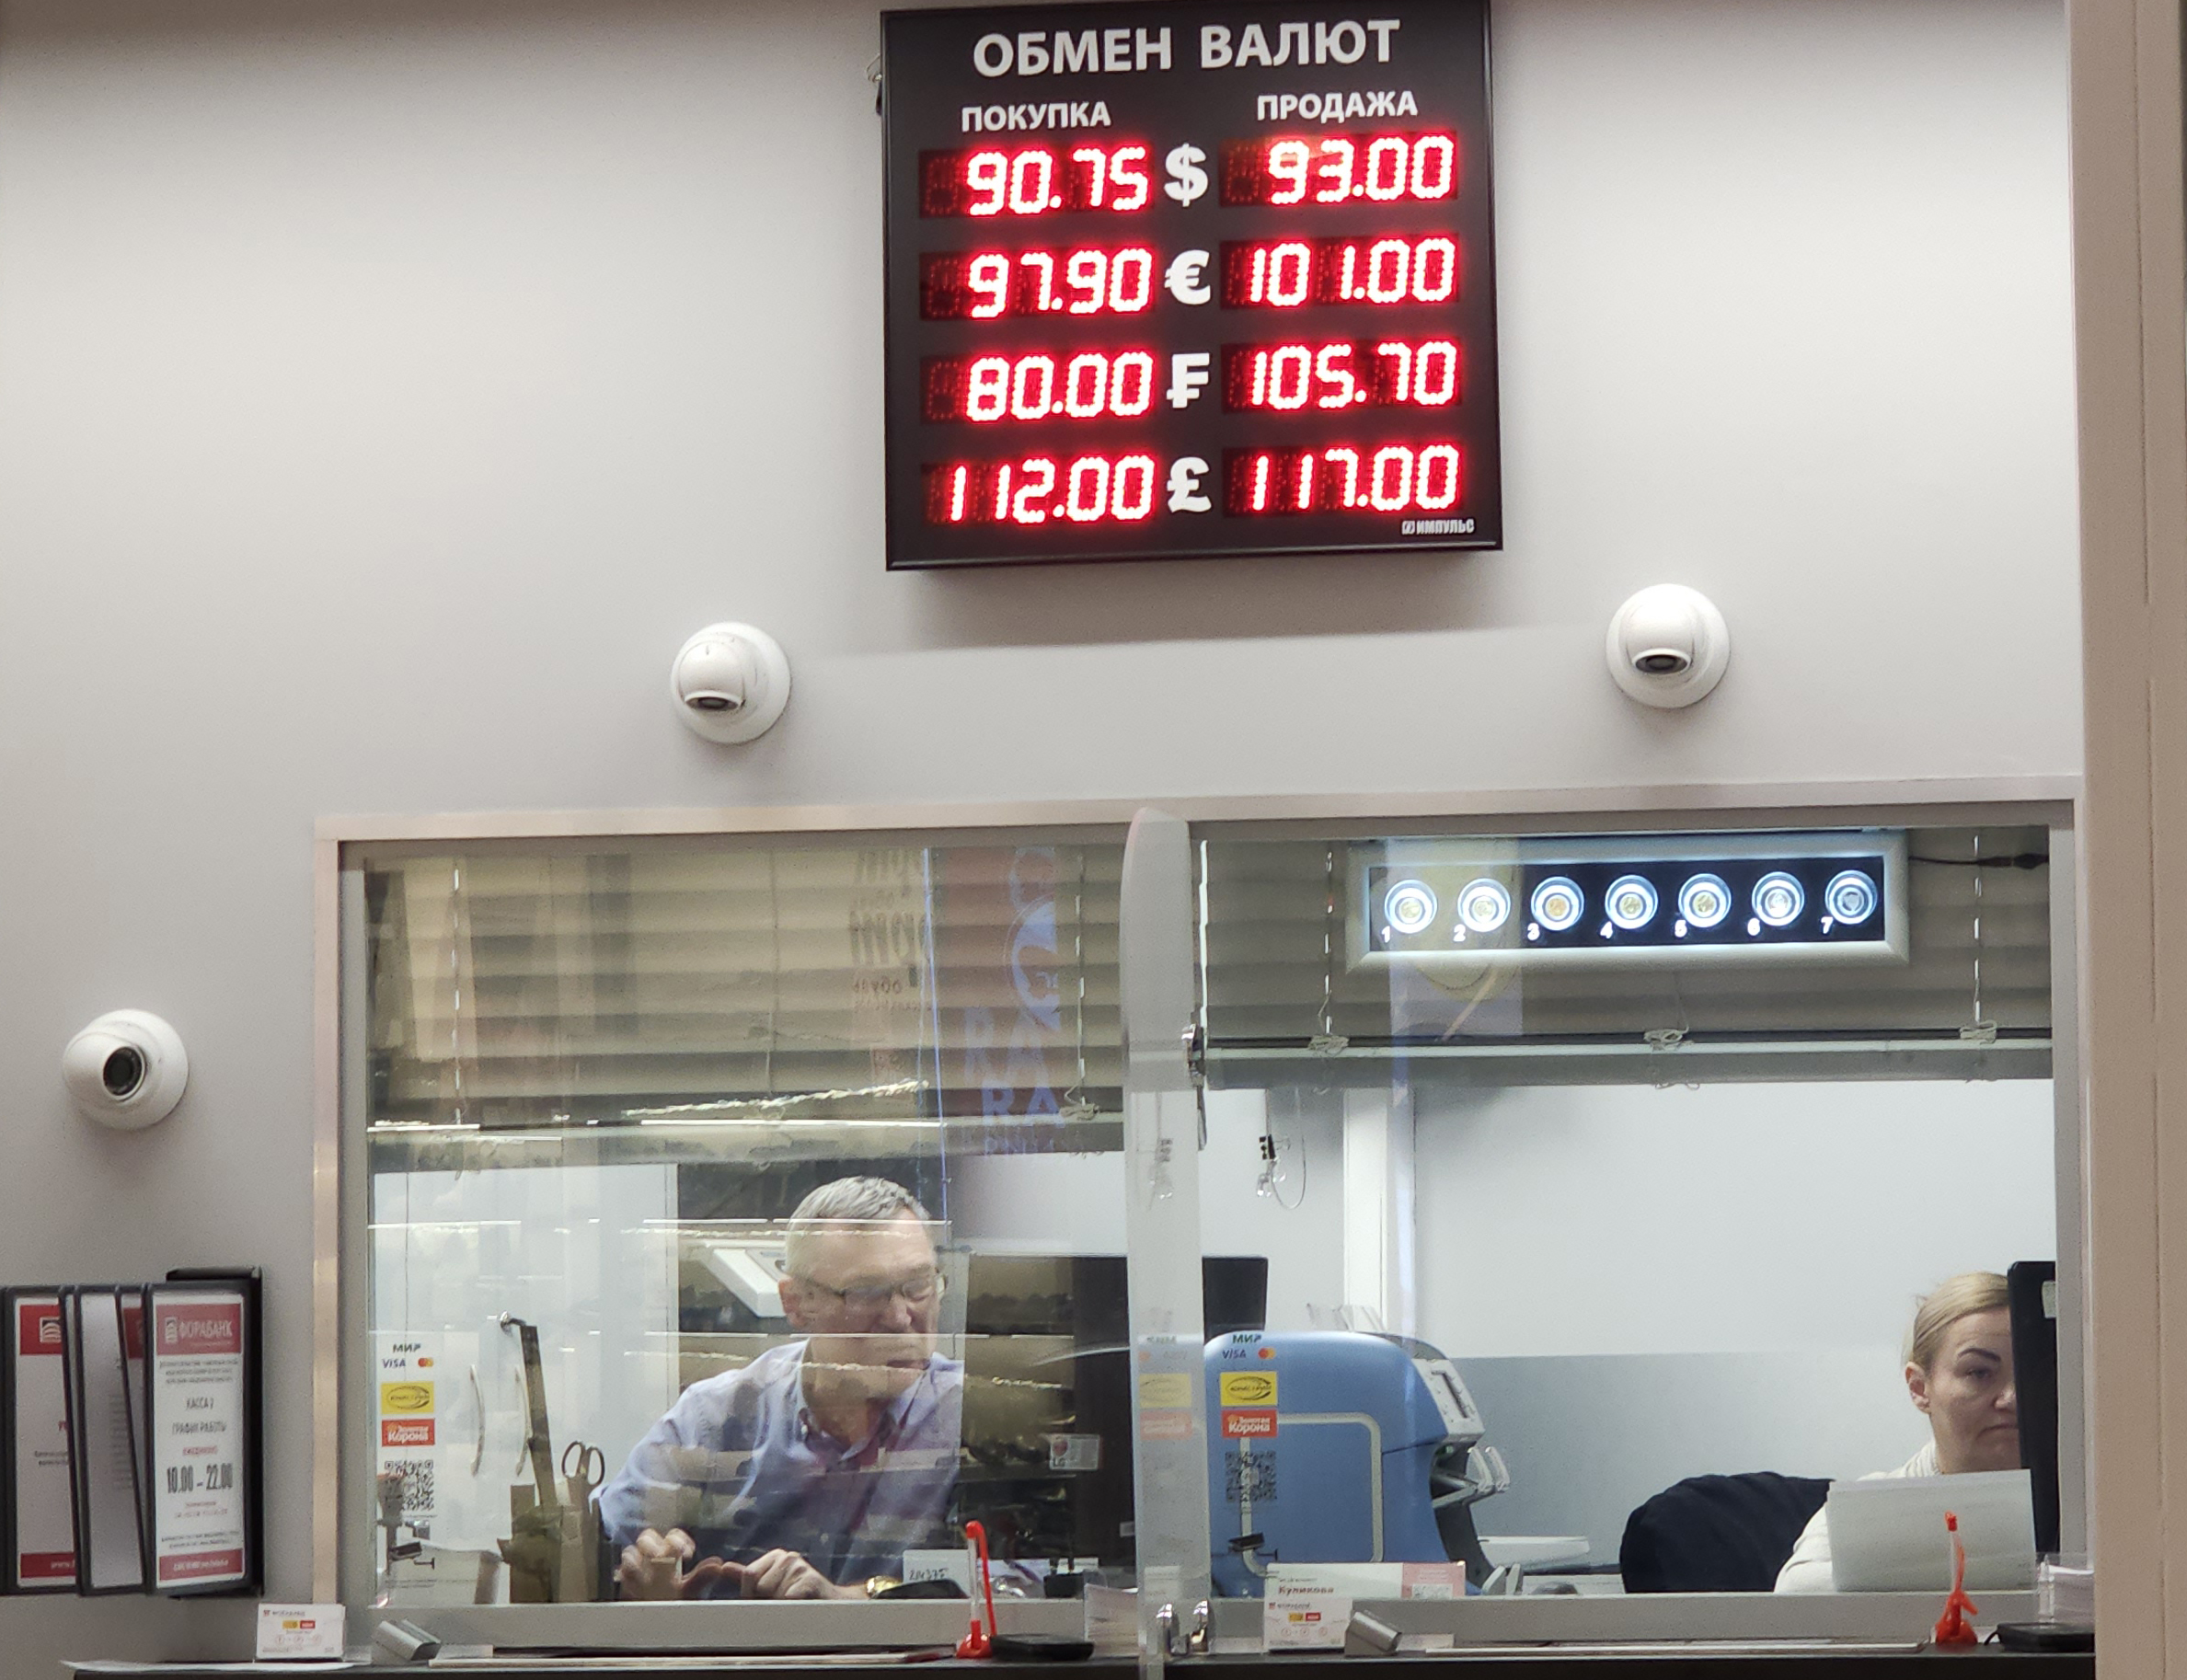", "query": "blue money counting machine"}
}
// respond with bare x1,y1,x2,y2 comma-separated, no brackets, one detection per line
1204,1329,1508,1596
